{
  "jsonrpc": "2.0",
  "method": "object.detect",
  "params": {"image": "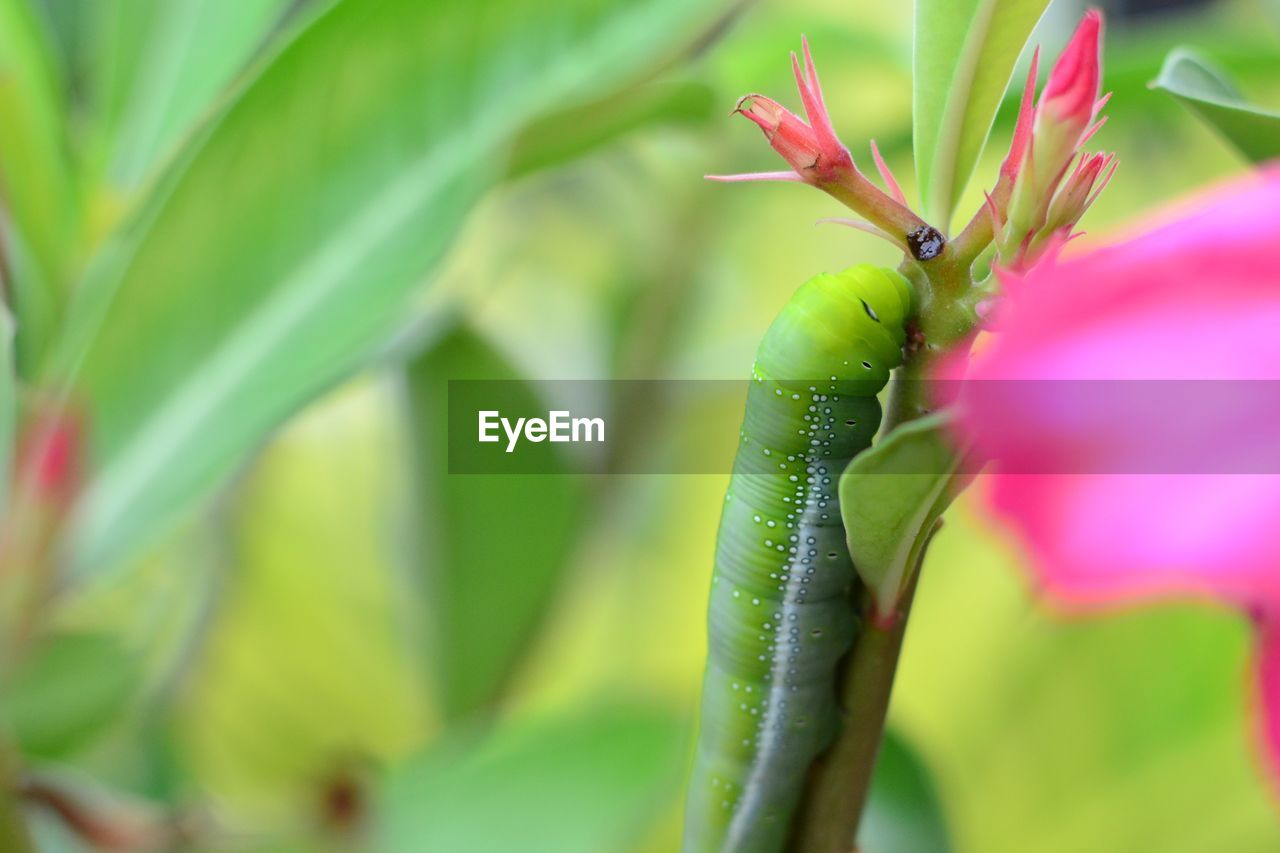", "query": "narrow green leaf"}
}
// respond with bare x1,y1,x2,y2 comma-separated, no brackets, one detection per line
0,0,76,372
403,325,584,720
57,0,727,576
507,79,716,180
860,730,952,853
913,0,1049,228
1,632,141,759
839,413,969,615
0,304,15,510
78,0,298,188
378,706,685,853
1151,48,1280,164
